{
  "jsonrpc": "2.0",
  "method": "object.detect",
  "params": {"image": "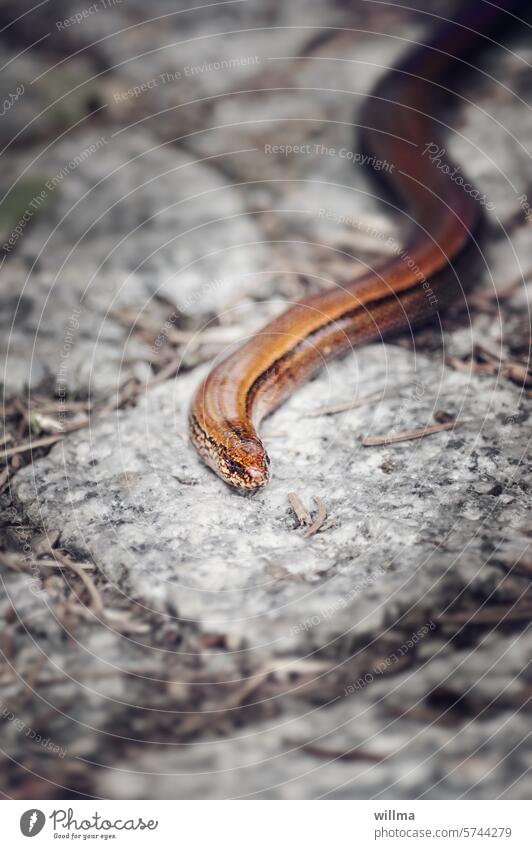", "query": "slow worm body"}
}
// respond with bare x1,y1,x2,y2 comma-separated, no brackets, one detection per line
189,3,517,490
